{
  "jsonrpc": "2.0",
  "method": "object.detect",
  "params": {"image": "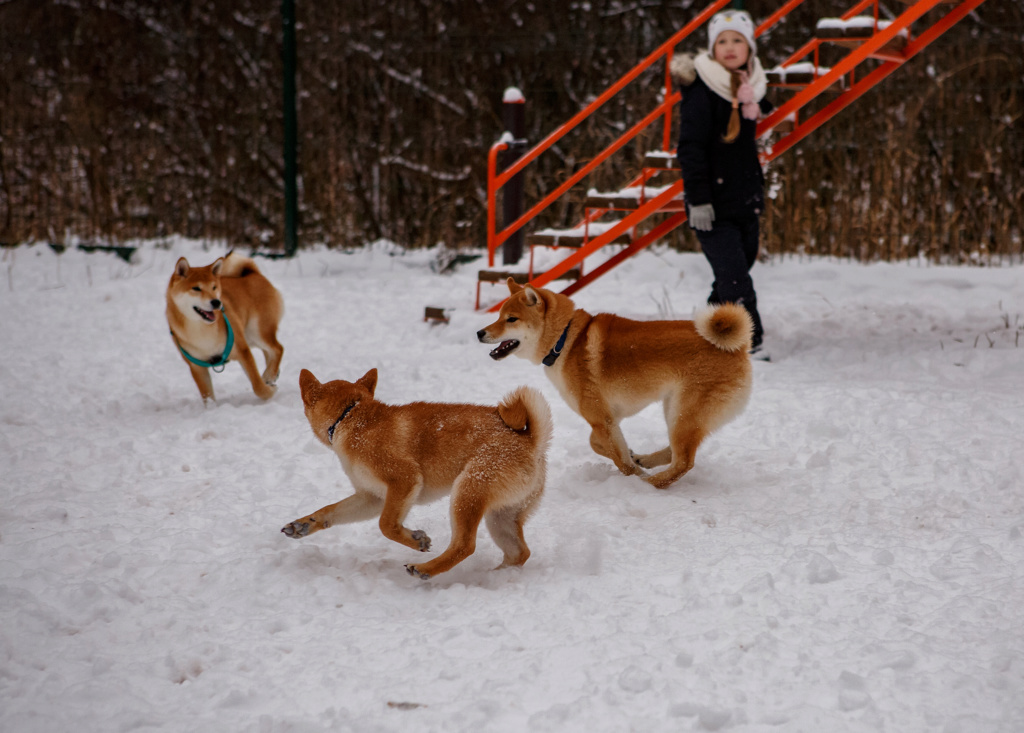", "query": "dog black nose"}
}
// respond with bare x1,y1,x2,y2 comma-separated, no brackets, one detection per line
211,299,221,310
476,329,487,342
